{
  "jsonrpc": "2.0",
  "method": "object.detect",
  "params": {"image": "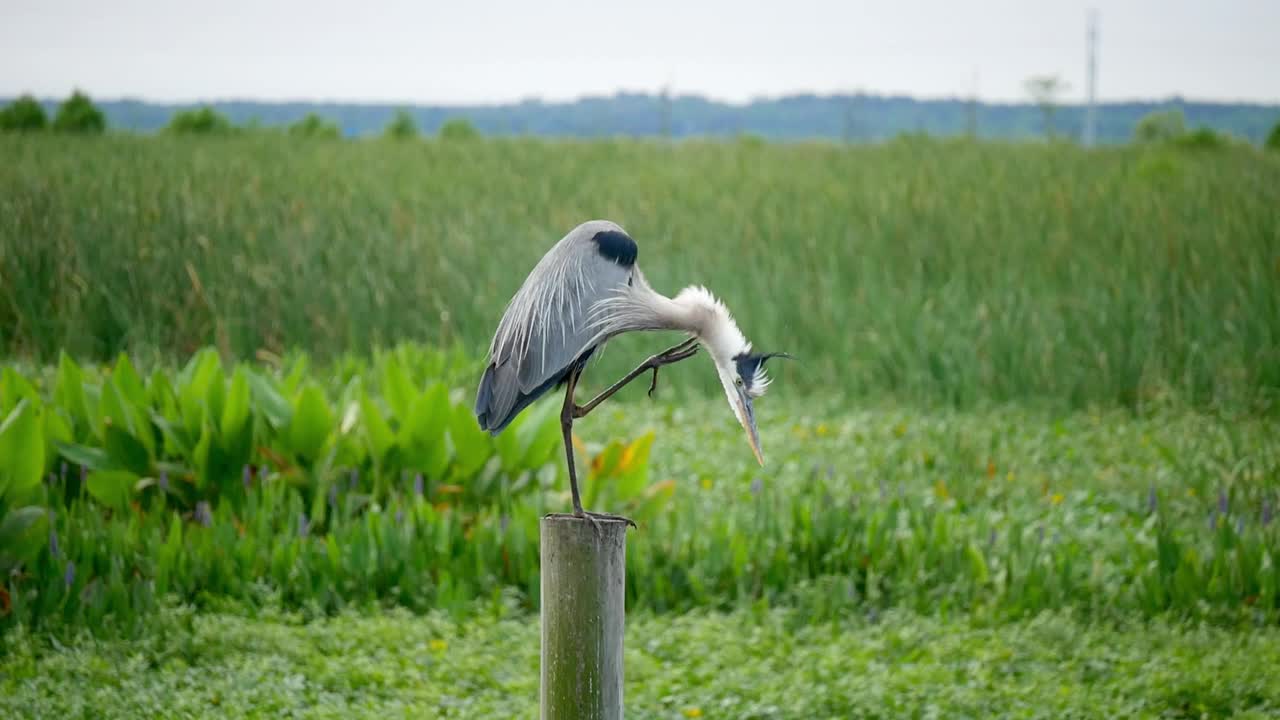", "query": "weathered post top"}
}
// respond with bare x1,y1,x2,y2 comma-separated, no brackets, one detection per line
540,515,628,720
